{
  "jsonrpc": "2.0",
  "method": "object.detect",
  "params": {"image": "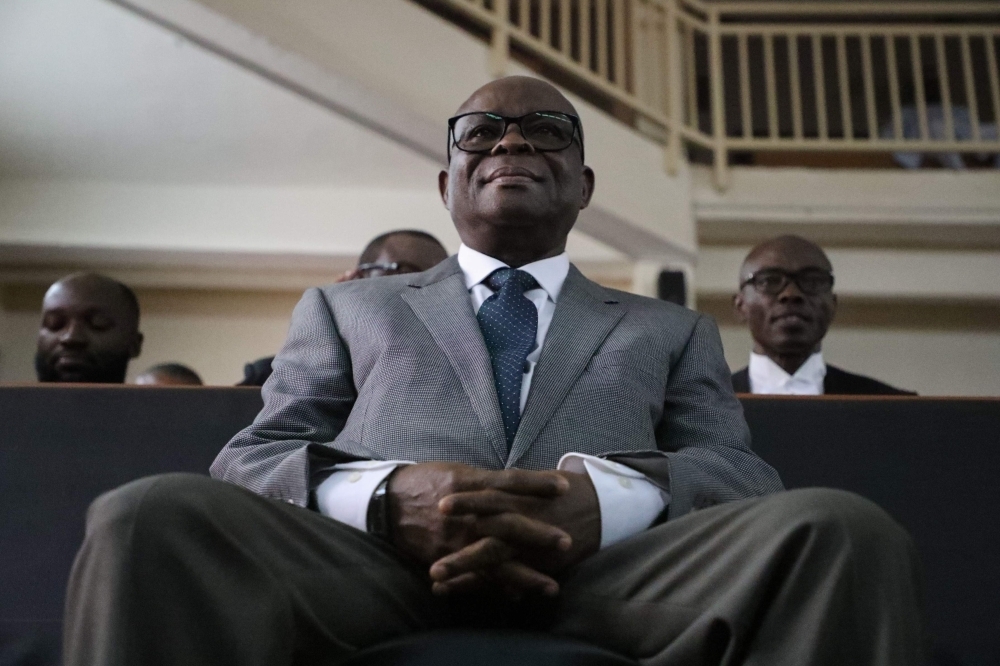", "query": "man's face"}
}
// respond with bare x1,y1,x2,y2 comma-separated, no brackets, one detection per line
439,77,594,257
35,279,142,383
734,243,837,359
